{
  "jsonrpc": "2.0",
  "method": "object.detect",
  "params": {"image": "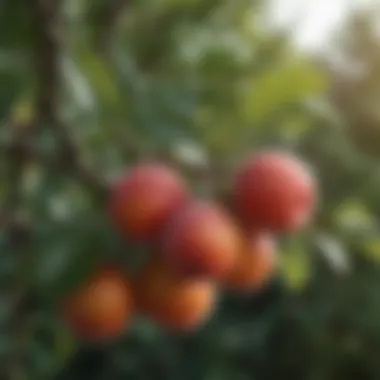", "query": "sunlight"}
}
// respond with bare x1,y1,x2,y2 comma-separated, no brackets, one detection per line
268,0,375,51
